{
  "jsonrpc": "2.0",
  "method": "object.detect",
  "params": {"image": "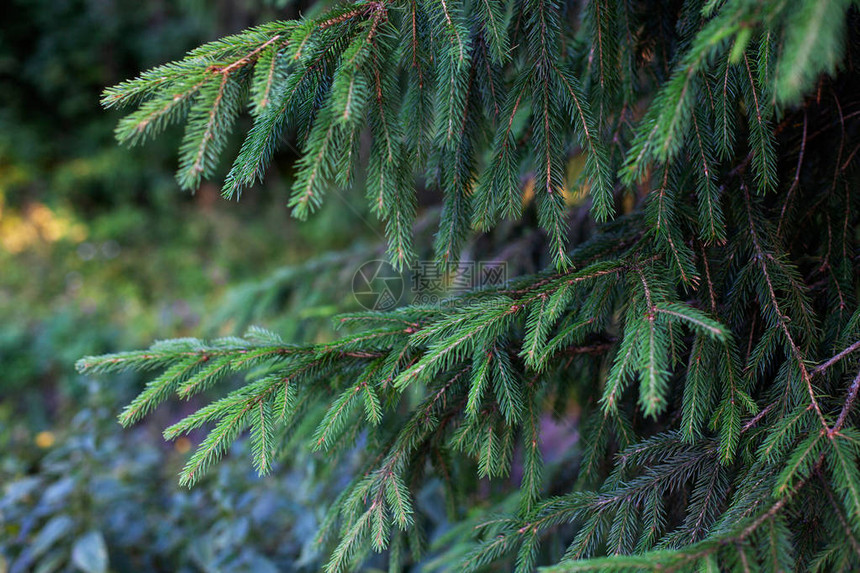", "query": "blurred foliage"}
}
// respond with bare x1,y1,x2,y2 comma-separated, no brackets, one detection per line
0,1,380,570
